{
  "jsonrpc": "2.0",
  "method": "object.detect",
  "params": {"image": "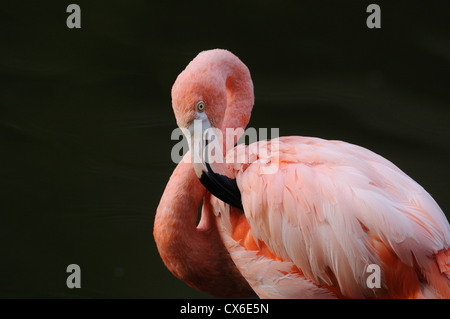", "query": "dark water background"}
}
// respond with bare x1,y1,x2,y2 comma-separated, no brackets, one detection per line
0,1,449,298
